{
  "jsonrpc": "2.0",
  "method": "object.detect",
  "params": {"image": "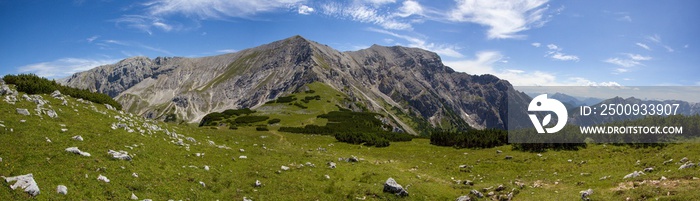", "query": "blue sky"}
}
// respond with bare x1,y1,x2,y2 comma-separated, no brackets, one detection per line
1,0,698,86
